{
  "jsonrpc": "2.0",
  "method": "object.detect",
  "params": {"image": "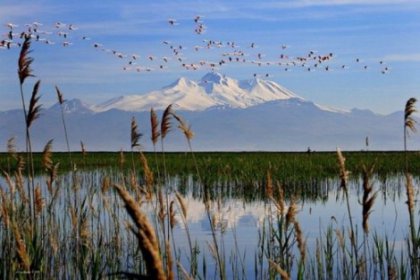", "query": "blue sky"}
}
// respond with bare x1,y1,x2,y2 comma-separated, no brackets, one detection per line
1,0,420,114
